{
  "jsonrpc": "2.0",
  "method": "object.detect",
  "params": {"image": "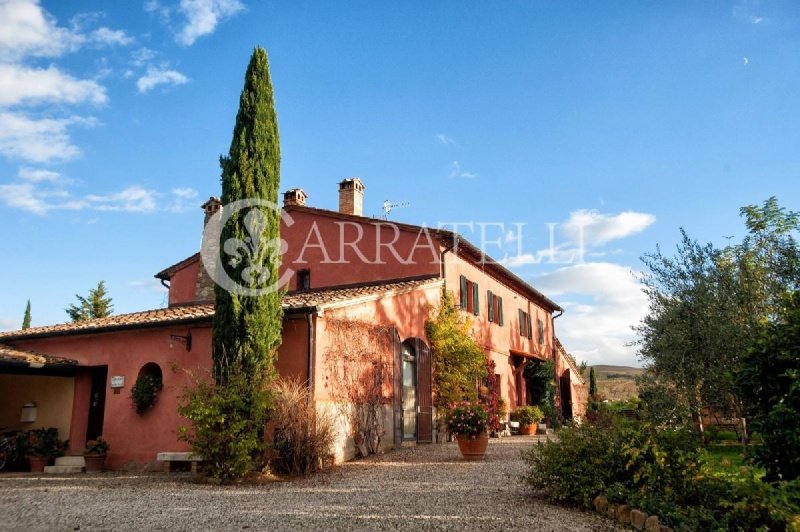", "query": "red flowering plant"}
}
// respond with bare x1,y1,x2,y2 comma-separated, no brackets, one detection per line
446,402,489,439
